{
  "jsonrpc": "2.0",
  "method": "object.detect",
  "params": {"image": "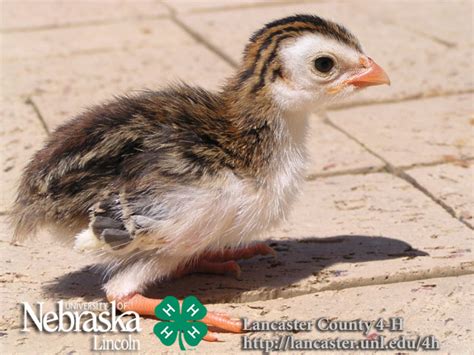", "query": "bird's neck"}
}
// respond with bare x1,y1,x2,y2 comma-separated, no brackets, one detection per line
219,81,310,177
